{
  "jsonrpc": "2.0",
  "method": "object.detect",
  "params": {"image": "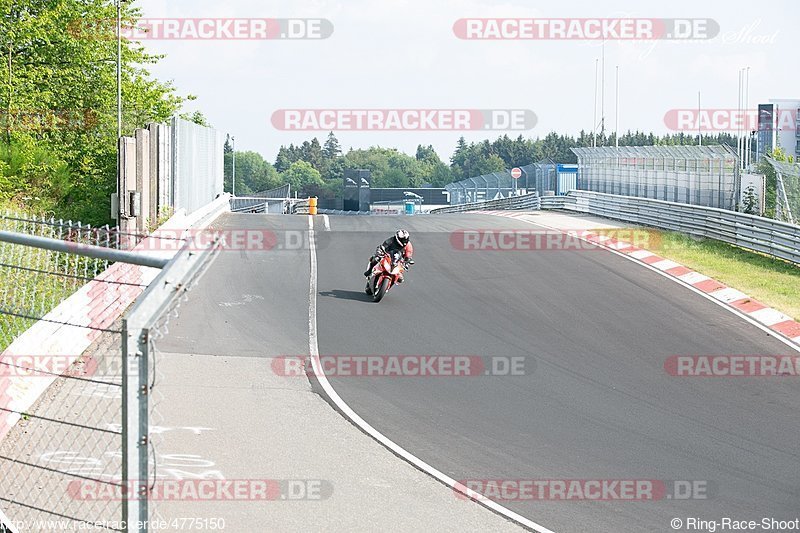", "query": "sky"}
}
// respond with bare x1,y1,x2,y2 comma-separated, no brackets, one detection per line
135,0,799,163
